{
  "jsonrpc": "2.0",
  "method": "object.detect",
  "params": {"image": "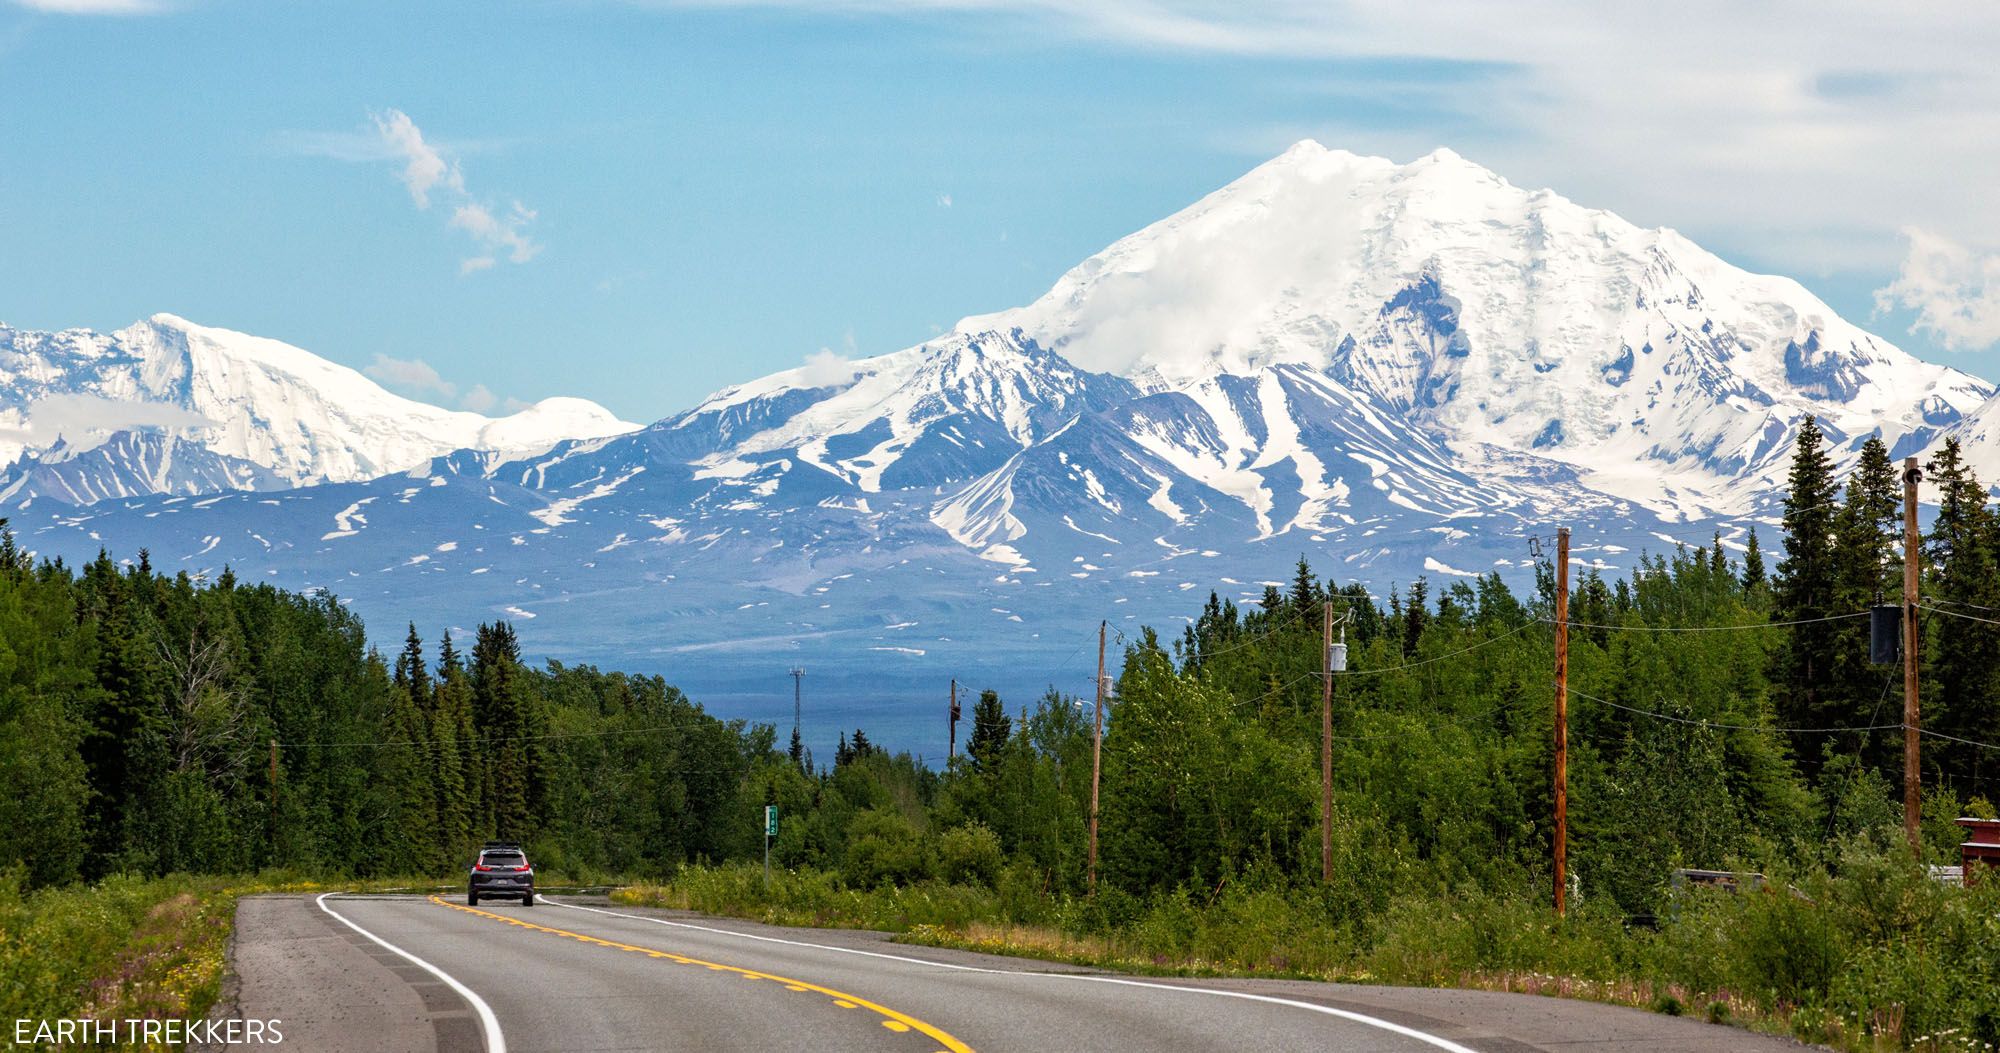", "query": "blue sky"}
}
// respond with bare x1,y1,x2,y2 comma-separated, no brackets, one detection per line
3,0,1998,422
